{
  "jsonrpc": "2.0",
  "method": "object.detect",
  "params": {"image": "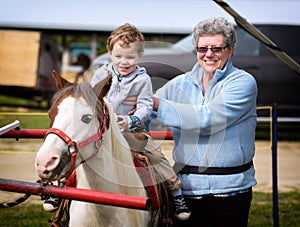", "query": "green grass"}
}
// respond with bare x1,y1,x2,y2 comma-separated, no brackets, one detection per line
0,203,50,227
0,95,48,110
249,191,300,227
0,113,49,129
0,95,49,129
0,191,299,226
